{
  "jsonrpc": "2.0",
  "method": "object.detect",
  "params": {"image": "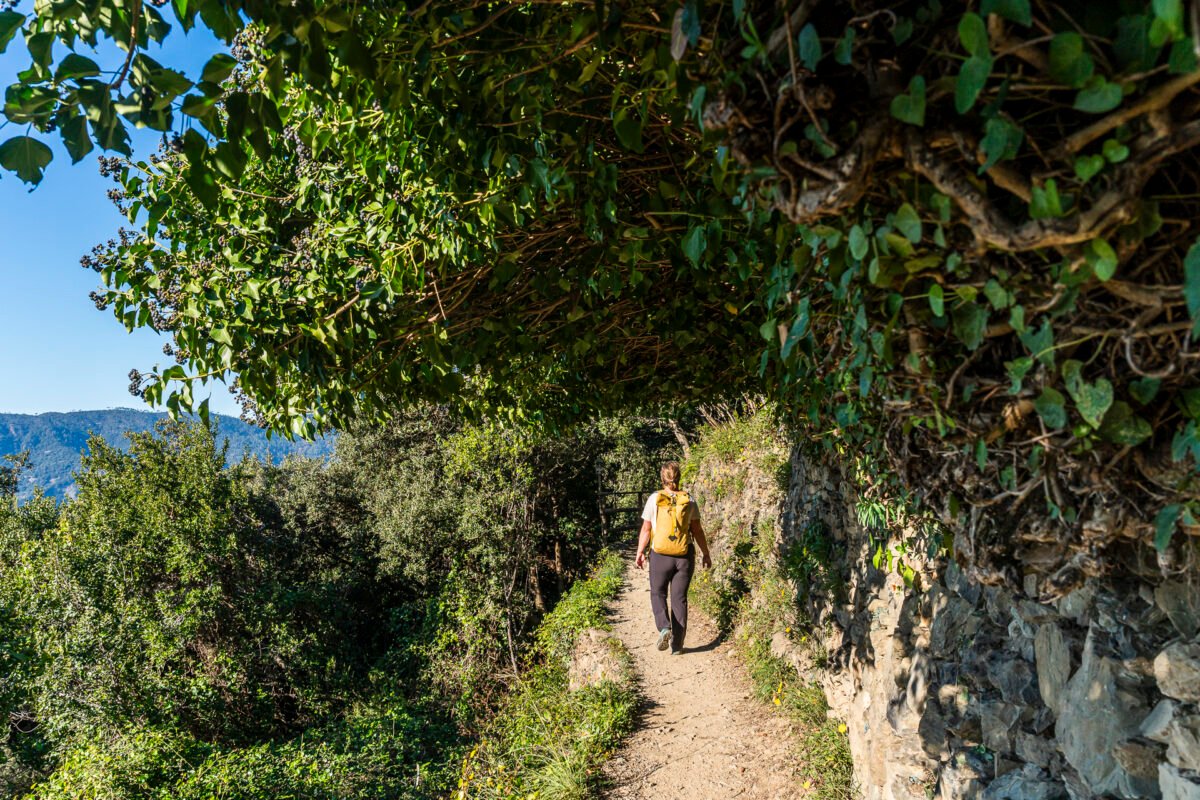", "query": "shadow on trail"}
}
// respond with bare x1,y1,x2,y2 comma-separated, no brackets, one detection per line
681,630,726,654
